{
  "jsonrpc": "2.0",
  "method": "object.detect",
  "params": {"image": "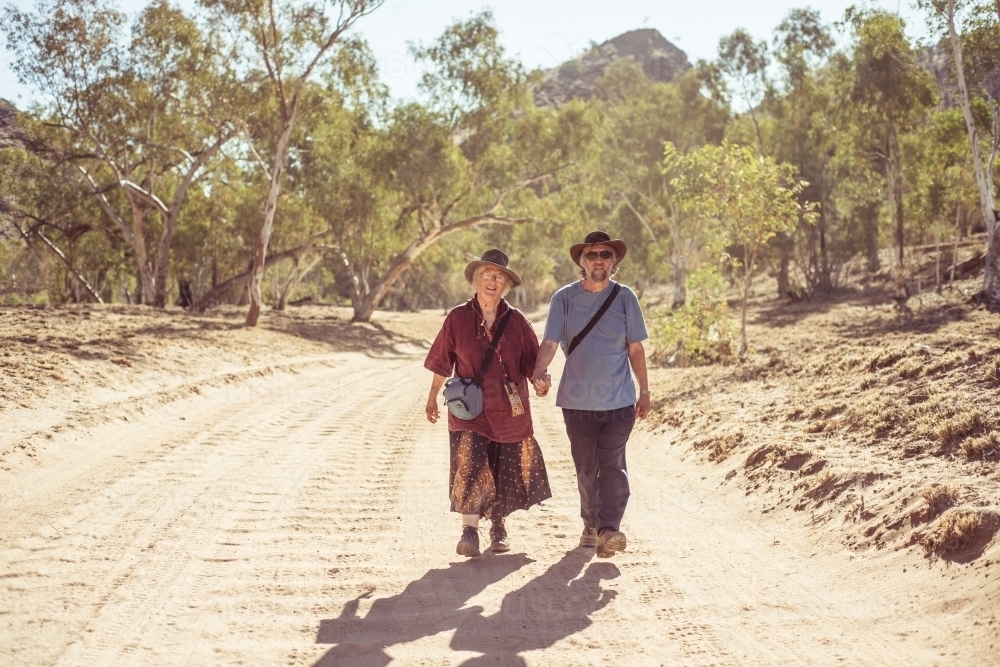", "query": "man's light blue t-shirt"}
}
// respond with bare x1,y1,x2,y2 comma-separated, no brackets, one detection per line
543,281,648,411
